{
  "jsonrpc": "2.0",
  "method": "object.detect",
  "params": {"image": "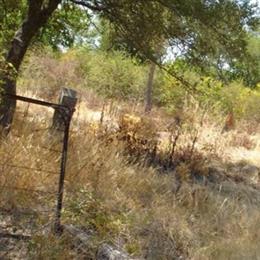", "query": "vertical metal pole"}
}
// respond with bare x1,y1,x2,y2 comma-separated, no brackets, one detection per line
53,88,77,235
54,111,71,235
